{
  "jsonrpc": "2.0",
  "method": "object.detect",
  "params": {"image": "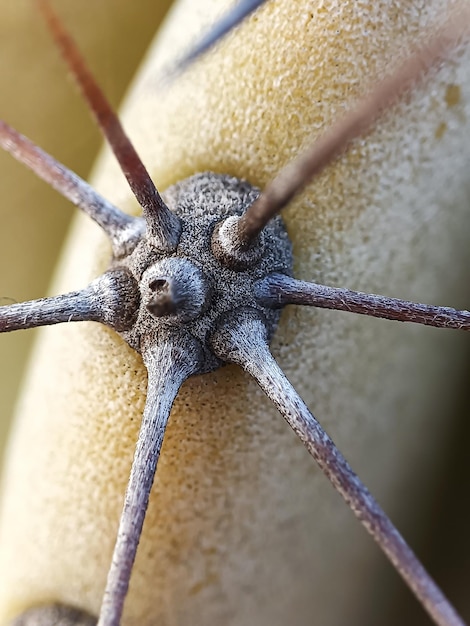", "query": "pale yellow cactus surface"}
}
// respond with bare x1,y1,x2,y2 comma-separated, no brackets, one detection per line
0,0,173,450
1,1,470,625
